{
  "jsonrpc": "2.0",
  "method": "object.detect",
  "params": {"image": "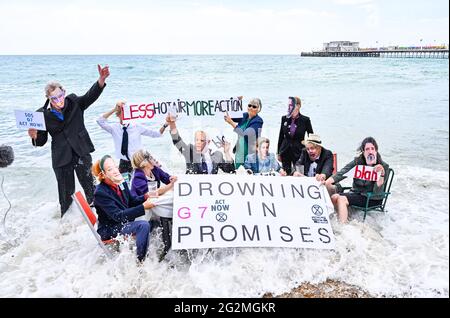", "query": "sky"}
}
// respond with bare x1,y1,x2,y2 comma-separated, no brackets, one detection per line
0,0,448,54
